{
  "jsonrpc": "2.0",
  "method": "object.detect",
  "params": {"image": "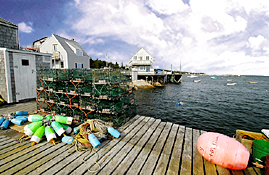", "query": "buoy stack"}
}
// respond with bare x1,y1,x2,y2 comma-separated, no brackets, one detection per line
24,114,73,146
